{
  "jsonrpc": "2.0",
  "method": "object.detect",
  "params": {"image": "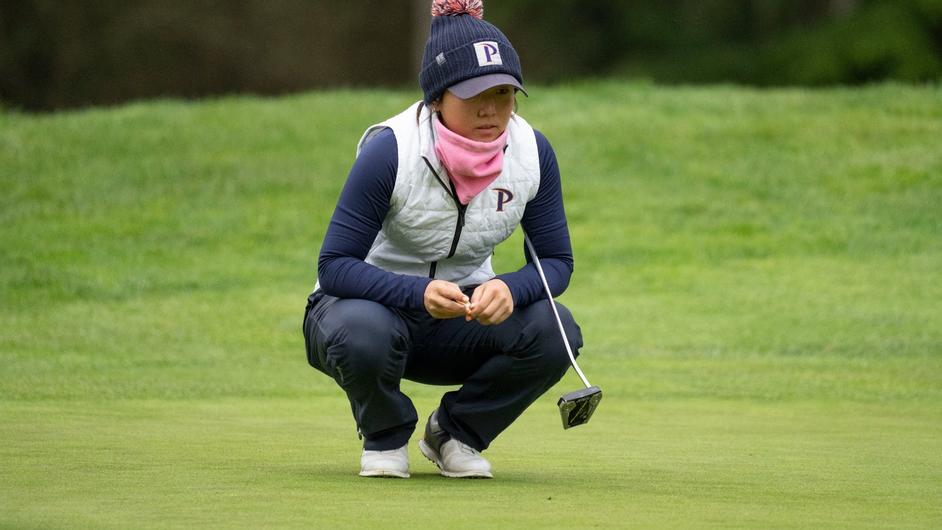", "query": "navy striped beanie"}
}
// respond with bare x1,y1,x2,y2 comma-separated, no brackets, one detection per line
419,0,524,104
